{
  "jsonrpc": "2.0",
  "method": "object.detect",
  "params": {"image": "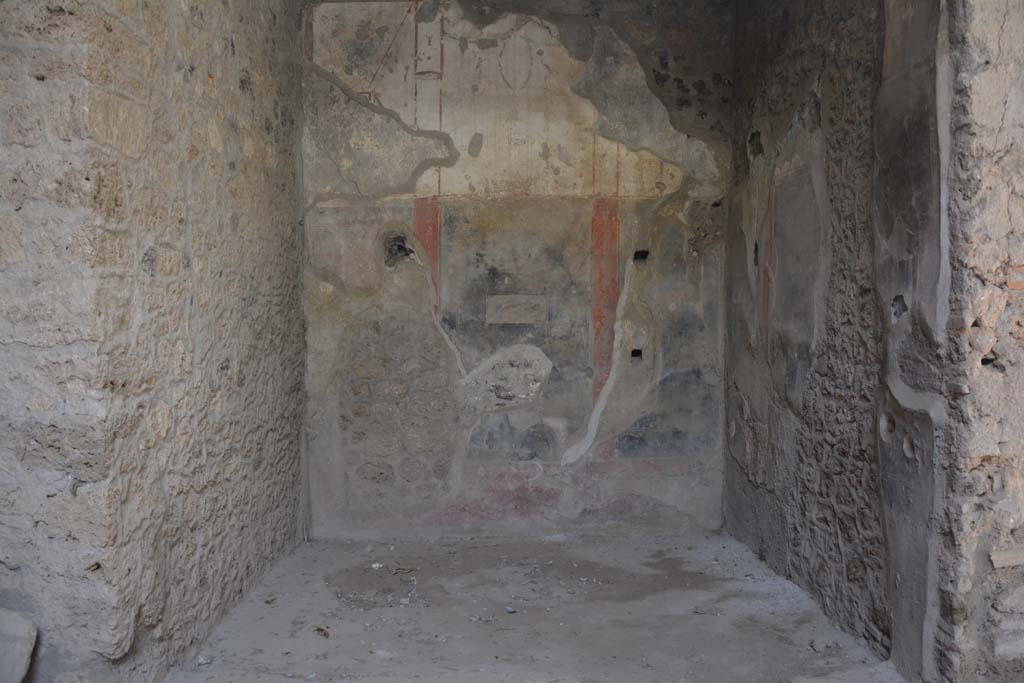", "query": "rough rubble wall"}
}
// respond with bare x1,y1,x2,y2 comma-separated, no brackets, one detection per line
939,0,1024,680
0,1,304,681
723,0,889,656
0,2,126,677
303,0,732,536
